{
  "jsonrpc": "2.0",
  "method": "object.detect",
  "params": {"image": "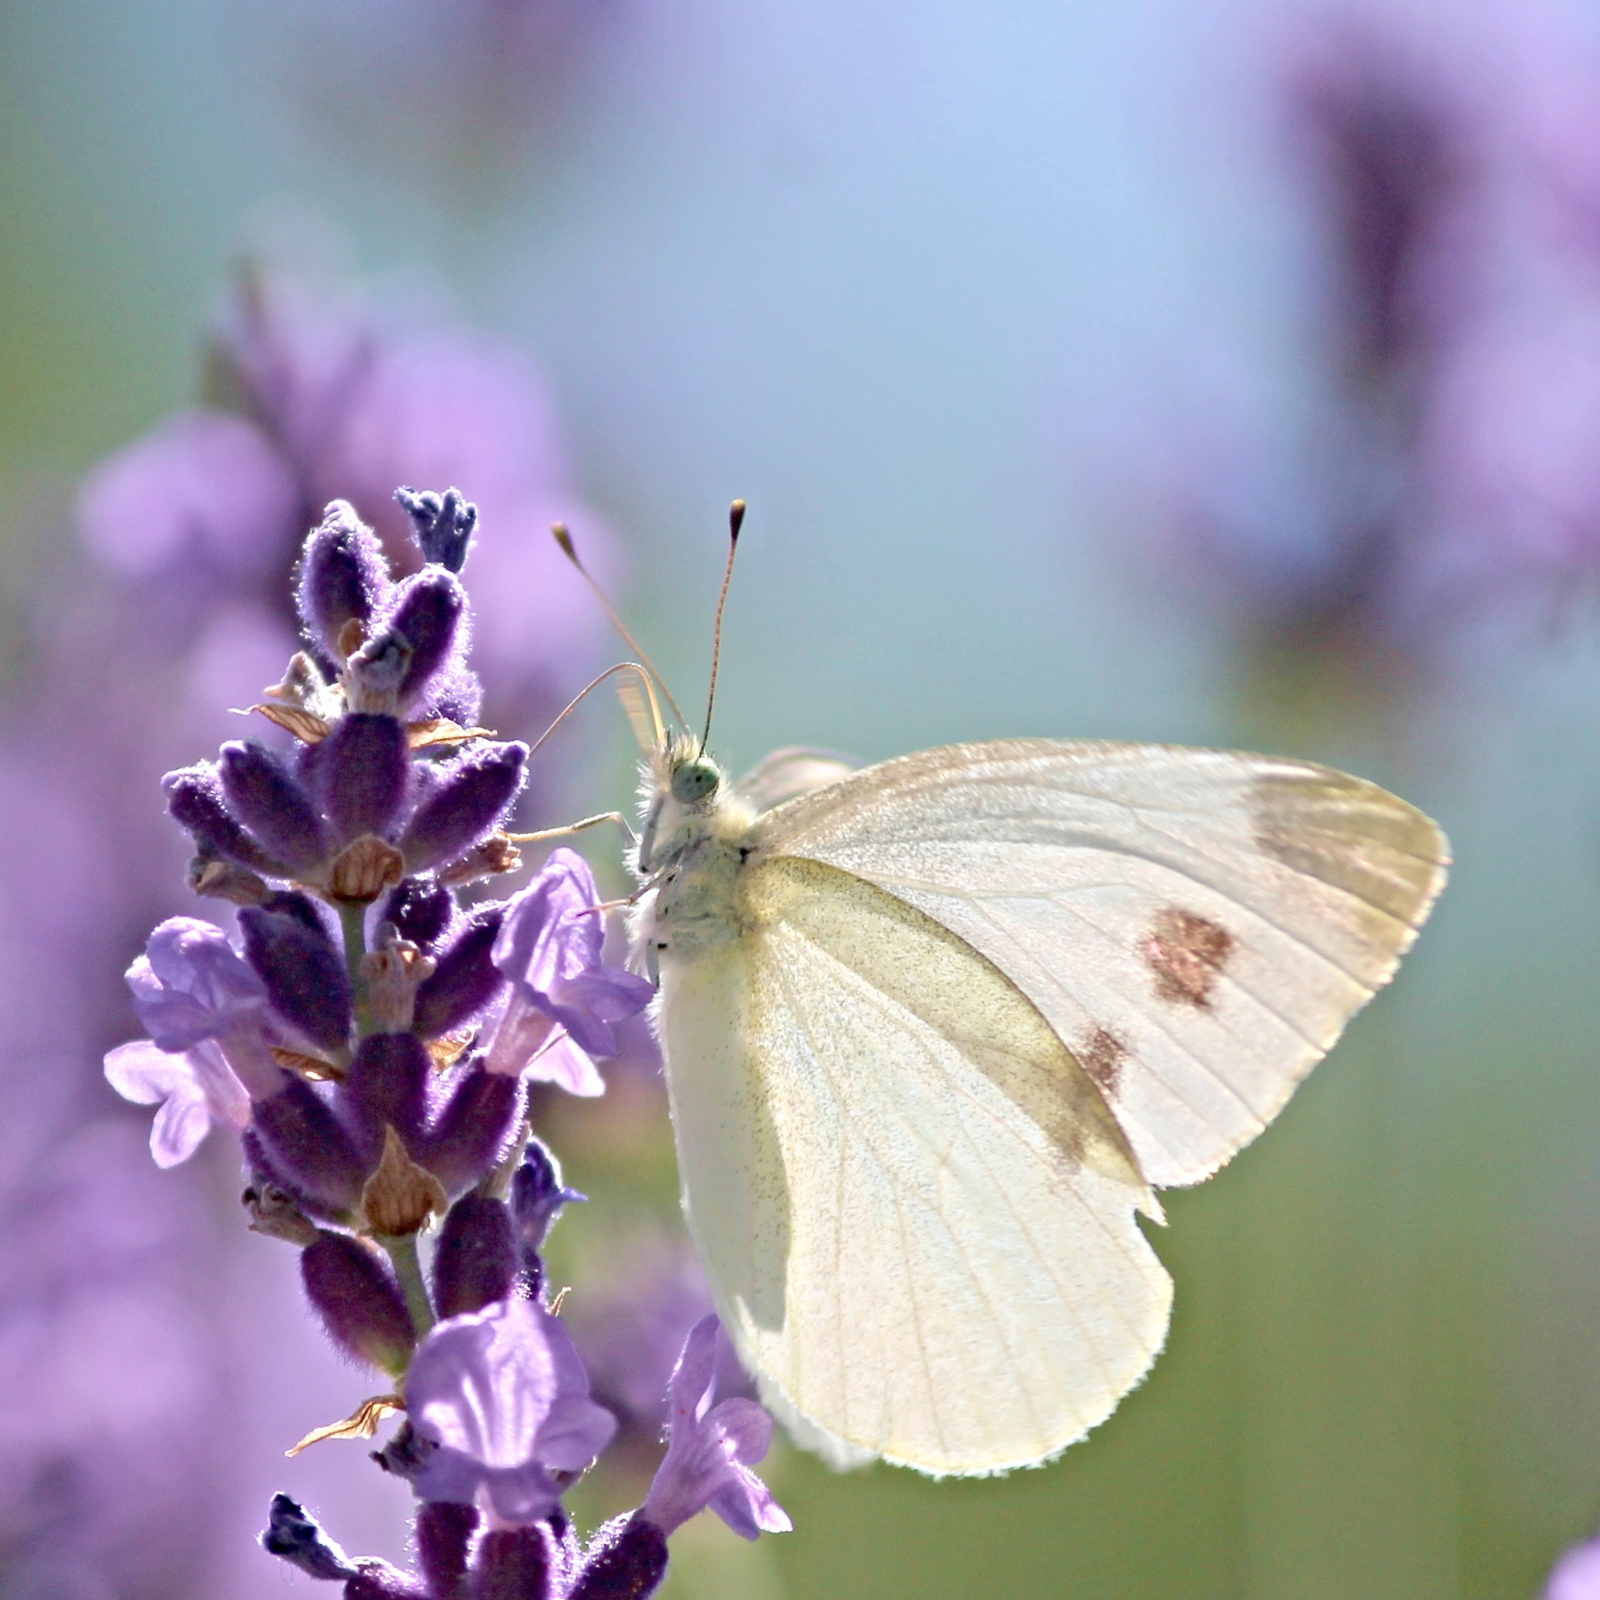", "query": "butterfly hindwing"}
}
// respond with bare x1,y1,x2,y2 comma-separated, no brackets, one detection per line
752,739,1448,1188
659,852,1172,1476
